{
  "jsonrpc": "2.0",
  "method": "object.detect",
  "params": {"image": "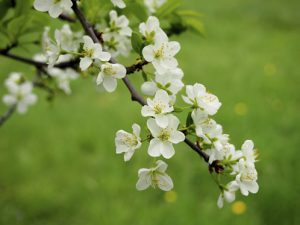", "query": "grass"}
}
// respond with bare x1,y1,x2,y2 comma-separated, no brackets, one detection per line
0,0,300,224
